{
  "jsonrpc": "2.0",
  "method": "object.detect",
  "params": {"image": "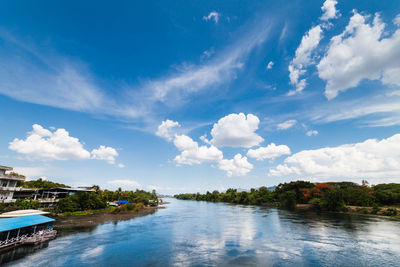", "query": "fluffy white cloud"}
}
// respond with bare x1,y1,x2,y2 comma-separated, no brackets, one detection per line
277,119,297,130
9,124,121,166
306,130,319,136
287,0,341,95
247,143,291,161
210,113,263,148
156,119,181,141
218,154,253,177
269,133,400,180
173,134,223,165
203,11,220,23
107,179,141,189
91,145,119,165
9,124,91,160
320,0,339,21
318,12,400,99
266,61,274,70
288,25,323,95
